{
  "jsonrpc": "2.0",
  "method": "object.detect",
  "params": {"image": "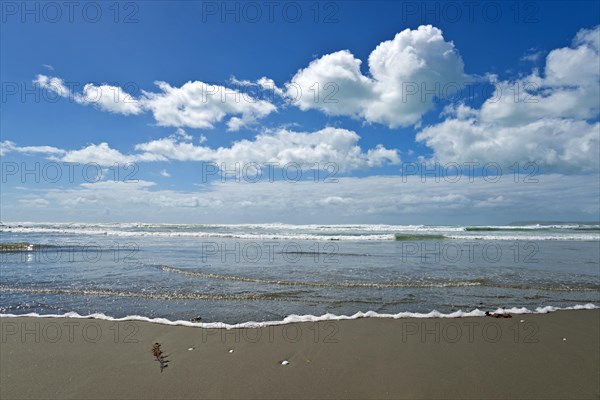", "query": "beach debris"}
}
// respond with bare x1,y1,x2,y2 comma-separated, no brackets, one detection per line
520,319,525,323
152,343,162,358
152,342,169,372
485,311,512,318
280,360,289,366
228,349,234,353
188,347,195,351
562,337,567,341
